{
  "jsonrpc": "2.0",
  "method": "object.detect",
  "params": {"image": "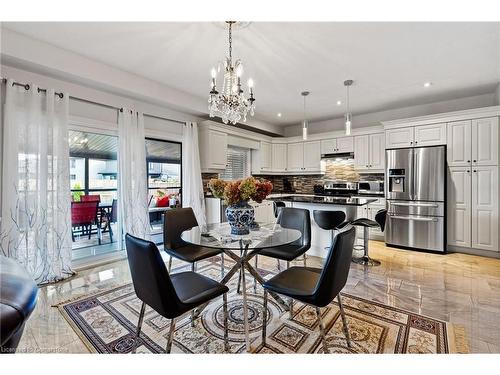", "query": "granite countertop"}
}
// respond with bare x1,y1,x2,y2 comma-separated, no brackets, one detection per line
269,195,377,206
